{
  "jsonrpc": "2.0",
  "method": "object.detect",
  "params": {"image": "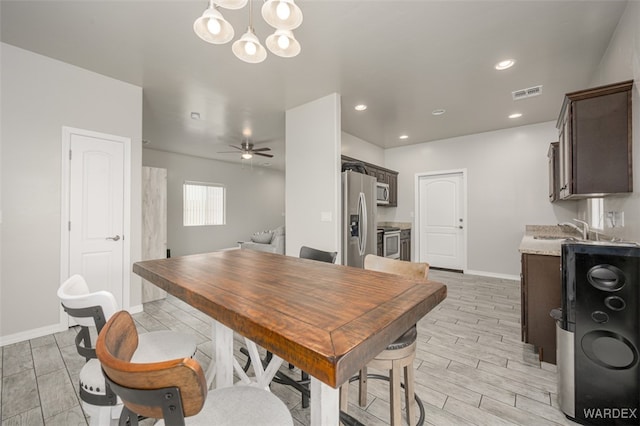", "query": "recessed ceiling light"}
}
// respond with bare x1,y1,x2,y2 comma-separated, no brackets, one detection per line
190,112,201,120
509,113,523,119
354,104,367,111
399,135,409,140
432,109,446,116
495,59,516,70
261,162,272,167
